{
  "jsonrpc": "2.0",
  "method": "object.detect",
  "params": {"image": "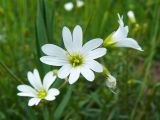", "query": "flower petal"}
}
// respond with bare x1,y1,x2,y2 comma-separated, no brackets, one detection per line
68,68,80,84
62,26,73,53
43,71,56,90
113,26,129,41
86,48,107,60
45,95,55,101
115,38,143,51
80,66,95,81
45,88,60,101
86,60,103,72
82,38,103,54
28,98,41,106
73,25,83,50
17,85,37,94
40,56,67,66
58,64,72,79
118,14,124,27
27,71,43,90
41,44,67,59
33,69,43,88
17,92,36,97
112,14,129,41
